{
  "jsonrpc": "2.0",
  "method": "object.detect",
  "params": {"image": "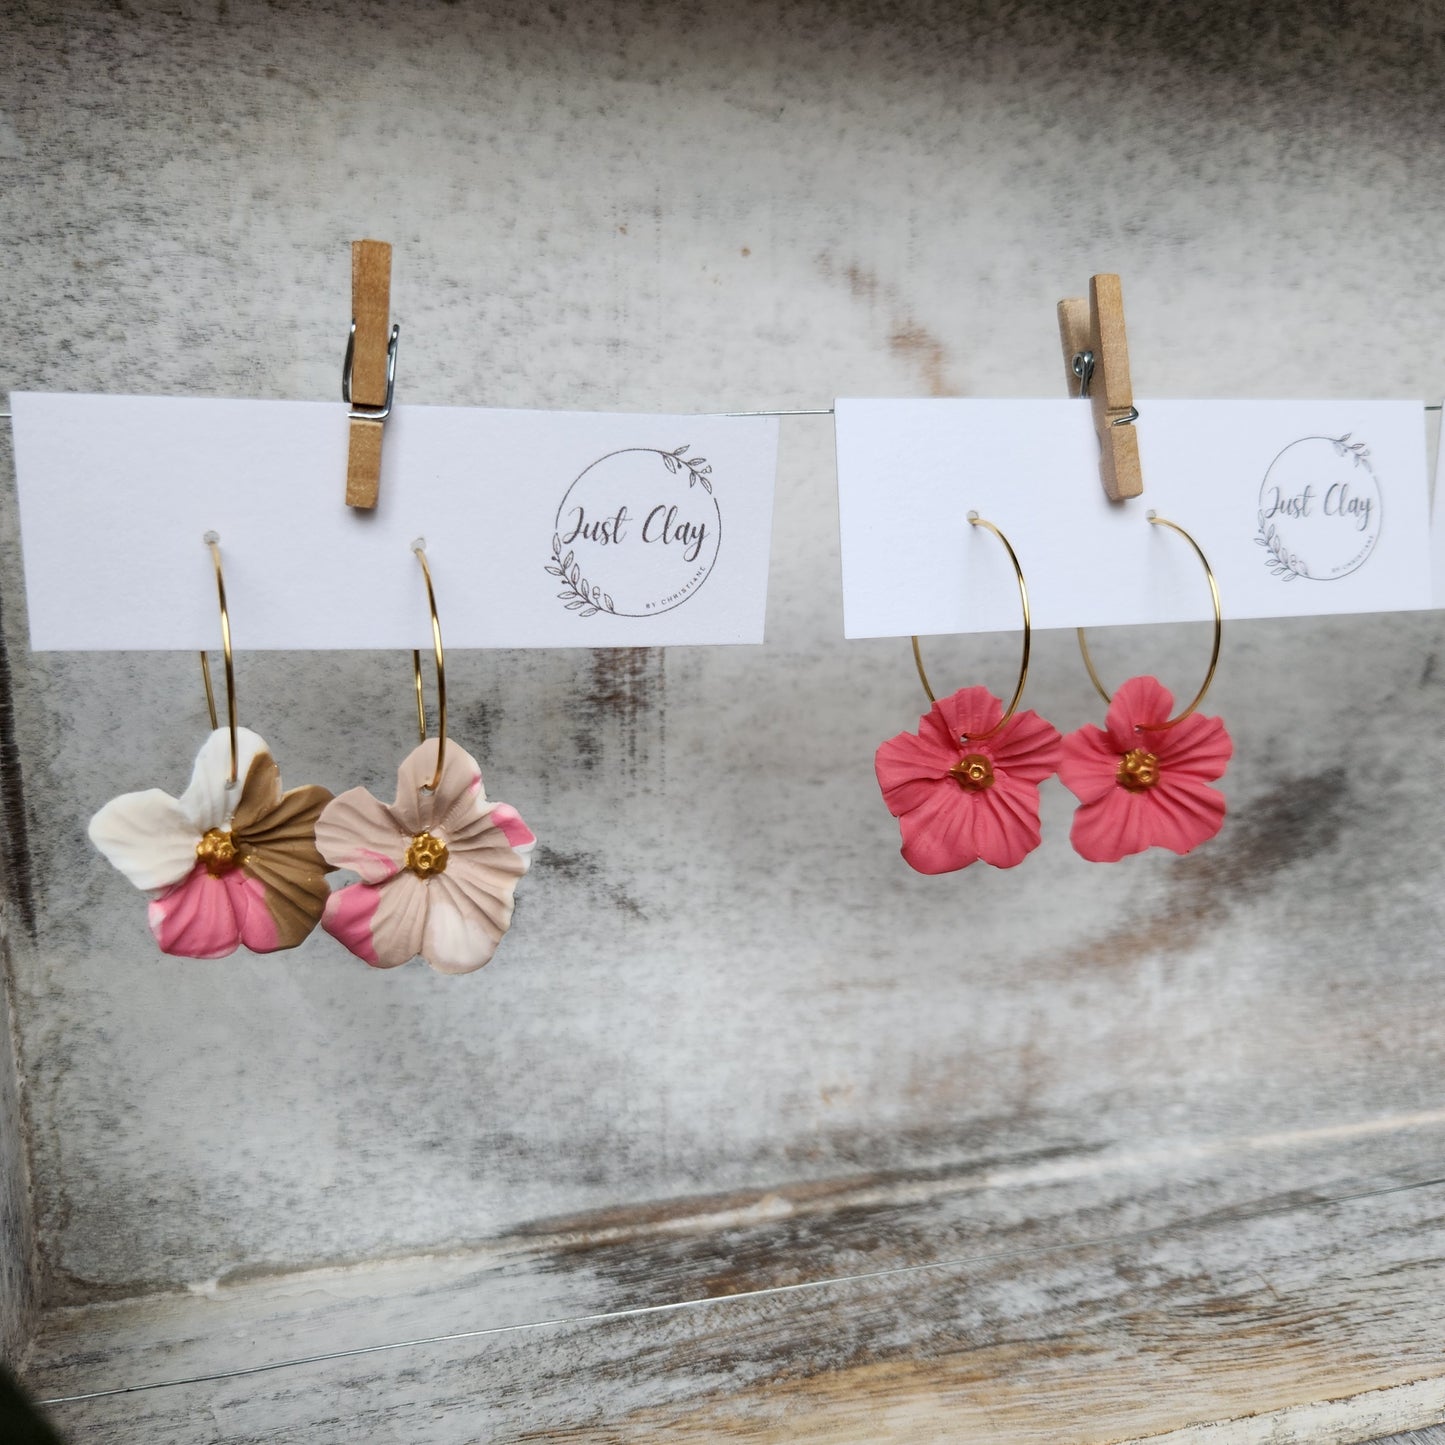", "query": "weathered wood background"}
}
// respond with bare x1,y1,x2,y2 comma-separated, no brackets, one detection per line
4,0,1445,1437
